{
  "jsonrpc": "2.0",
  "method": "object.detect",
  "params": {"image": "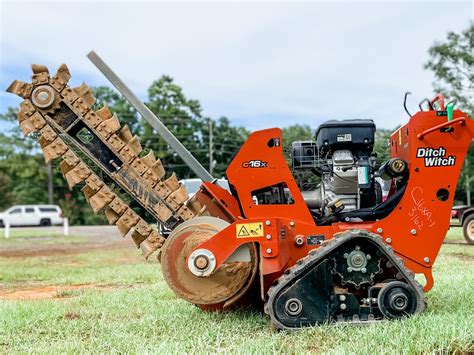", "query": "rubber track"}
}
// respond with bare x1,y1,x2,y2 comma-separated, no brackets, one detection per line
264,229,426,330
7,64,205,258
